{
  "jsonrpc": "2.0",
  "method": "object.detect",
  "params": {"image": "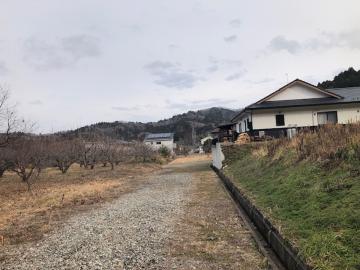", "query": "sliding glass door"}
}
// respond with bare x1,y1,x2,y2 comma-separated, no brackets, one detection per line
317,111,338,125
